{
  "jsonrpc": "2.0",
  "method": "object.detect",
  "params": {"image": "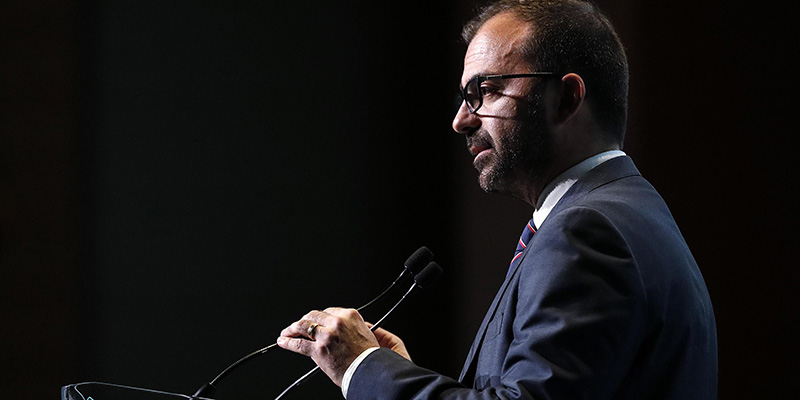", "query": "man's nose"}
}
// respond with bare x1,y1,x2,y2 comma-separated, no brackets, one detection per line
452,102,480,135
